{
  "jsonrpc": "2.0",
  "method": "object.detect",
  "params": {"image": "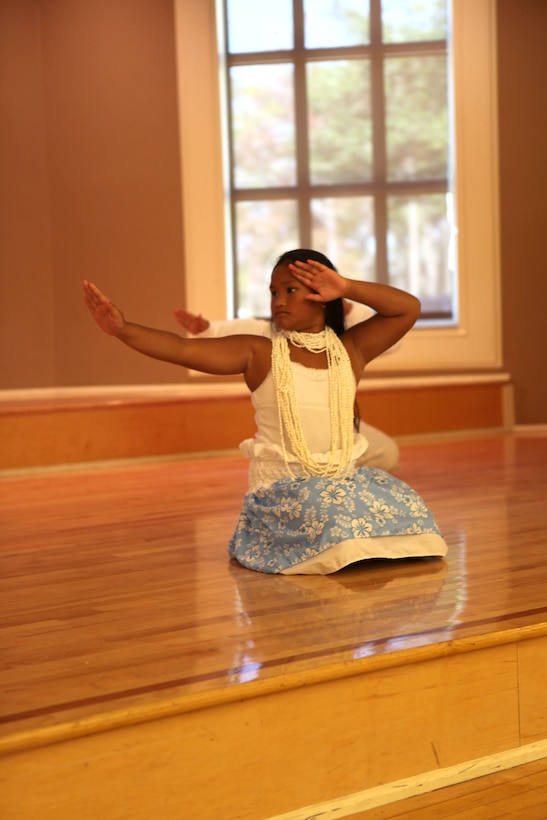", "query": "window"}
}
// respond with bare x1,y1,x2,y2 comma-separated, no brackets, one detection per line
222,0,454,322
174,0,501,372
